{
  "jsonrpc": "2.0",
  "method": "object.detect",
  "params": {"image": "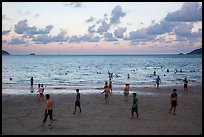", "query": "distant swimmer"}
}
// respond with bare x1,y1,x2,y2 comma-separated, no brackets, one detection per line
153,71,156,76
167,69,169,73
180,68,182,73
127,73,130,79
